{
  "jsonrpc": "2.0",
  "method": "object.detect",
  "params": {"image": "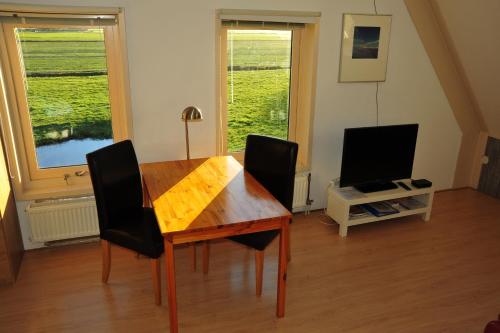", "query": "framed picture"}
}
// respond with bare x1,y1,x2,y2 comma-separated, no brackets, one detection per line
339,14,392,82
